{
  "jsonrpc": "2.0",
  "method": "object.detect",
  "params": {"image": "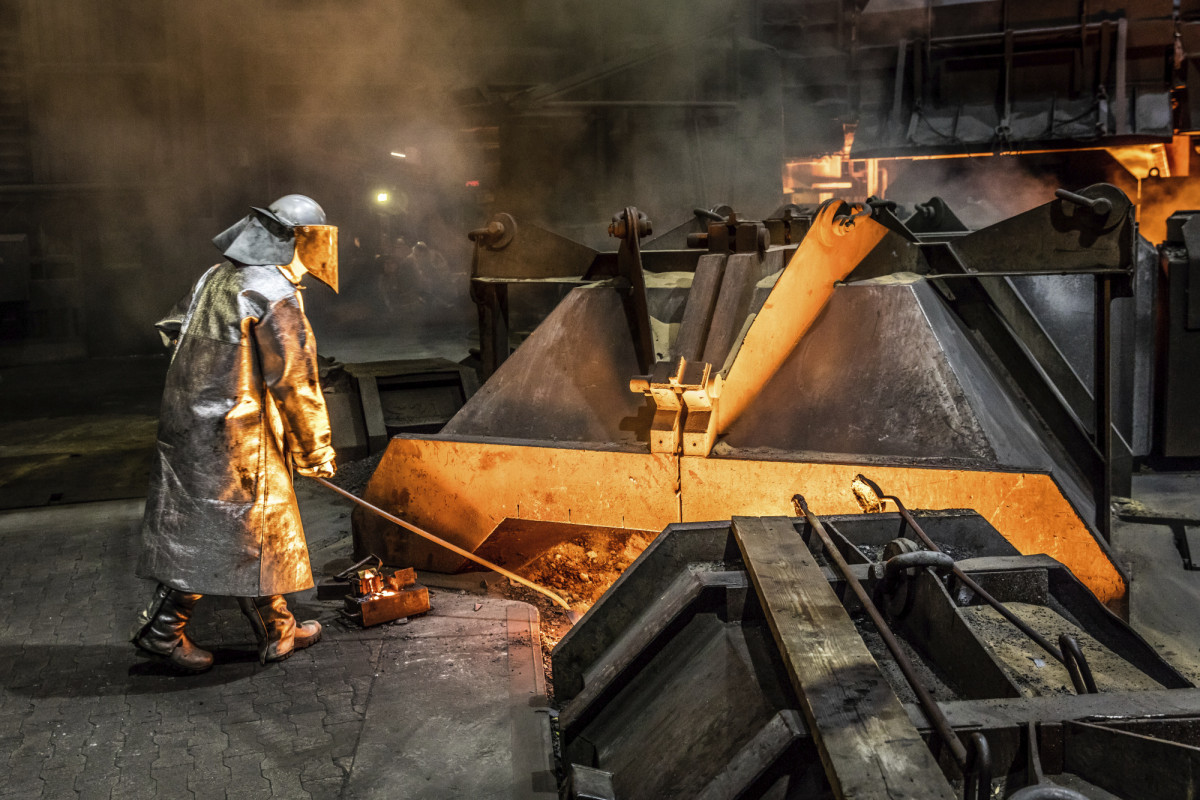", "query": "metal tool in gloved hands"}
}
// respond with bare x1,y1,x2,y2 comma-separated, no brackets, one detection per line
310,477,581,623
